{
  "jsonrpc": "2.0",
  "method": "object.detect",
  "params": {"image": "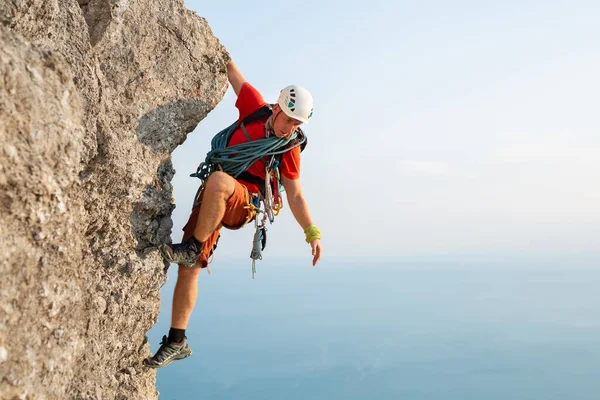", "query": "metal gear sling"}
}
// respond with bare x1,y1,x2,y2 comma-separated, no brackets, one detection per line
190,104,307,278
